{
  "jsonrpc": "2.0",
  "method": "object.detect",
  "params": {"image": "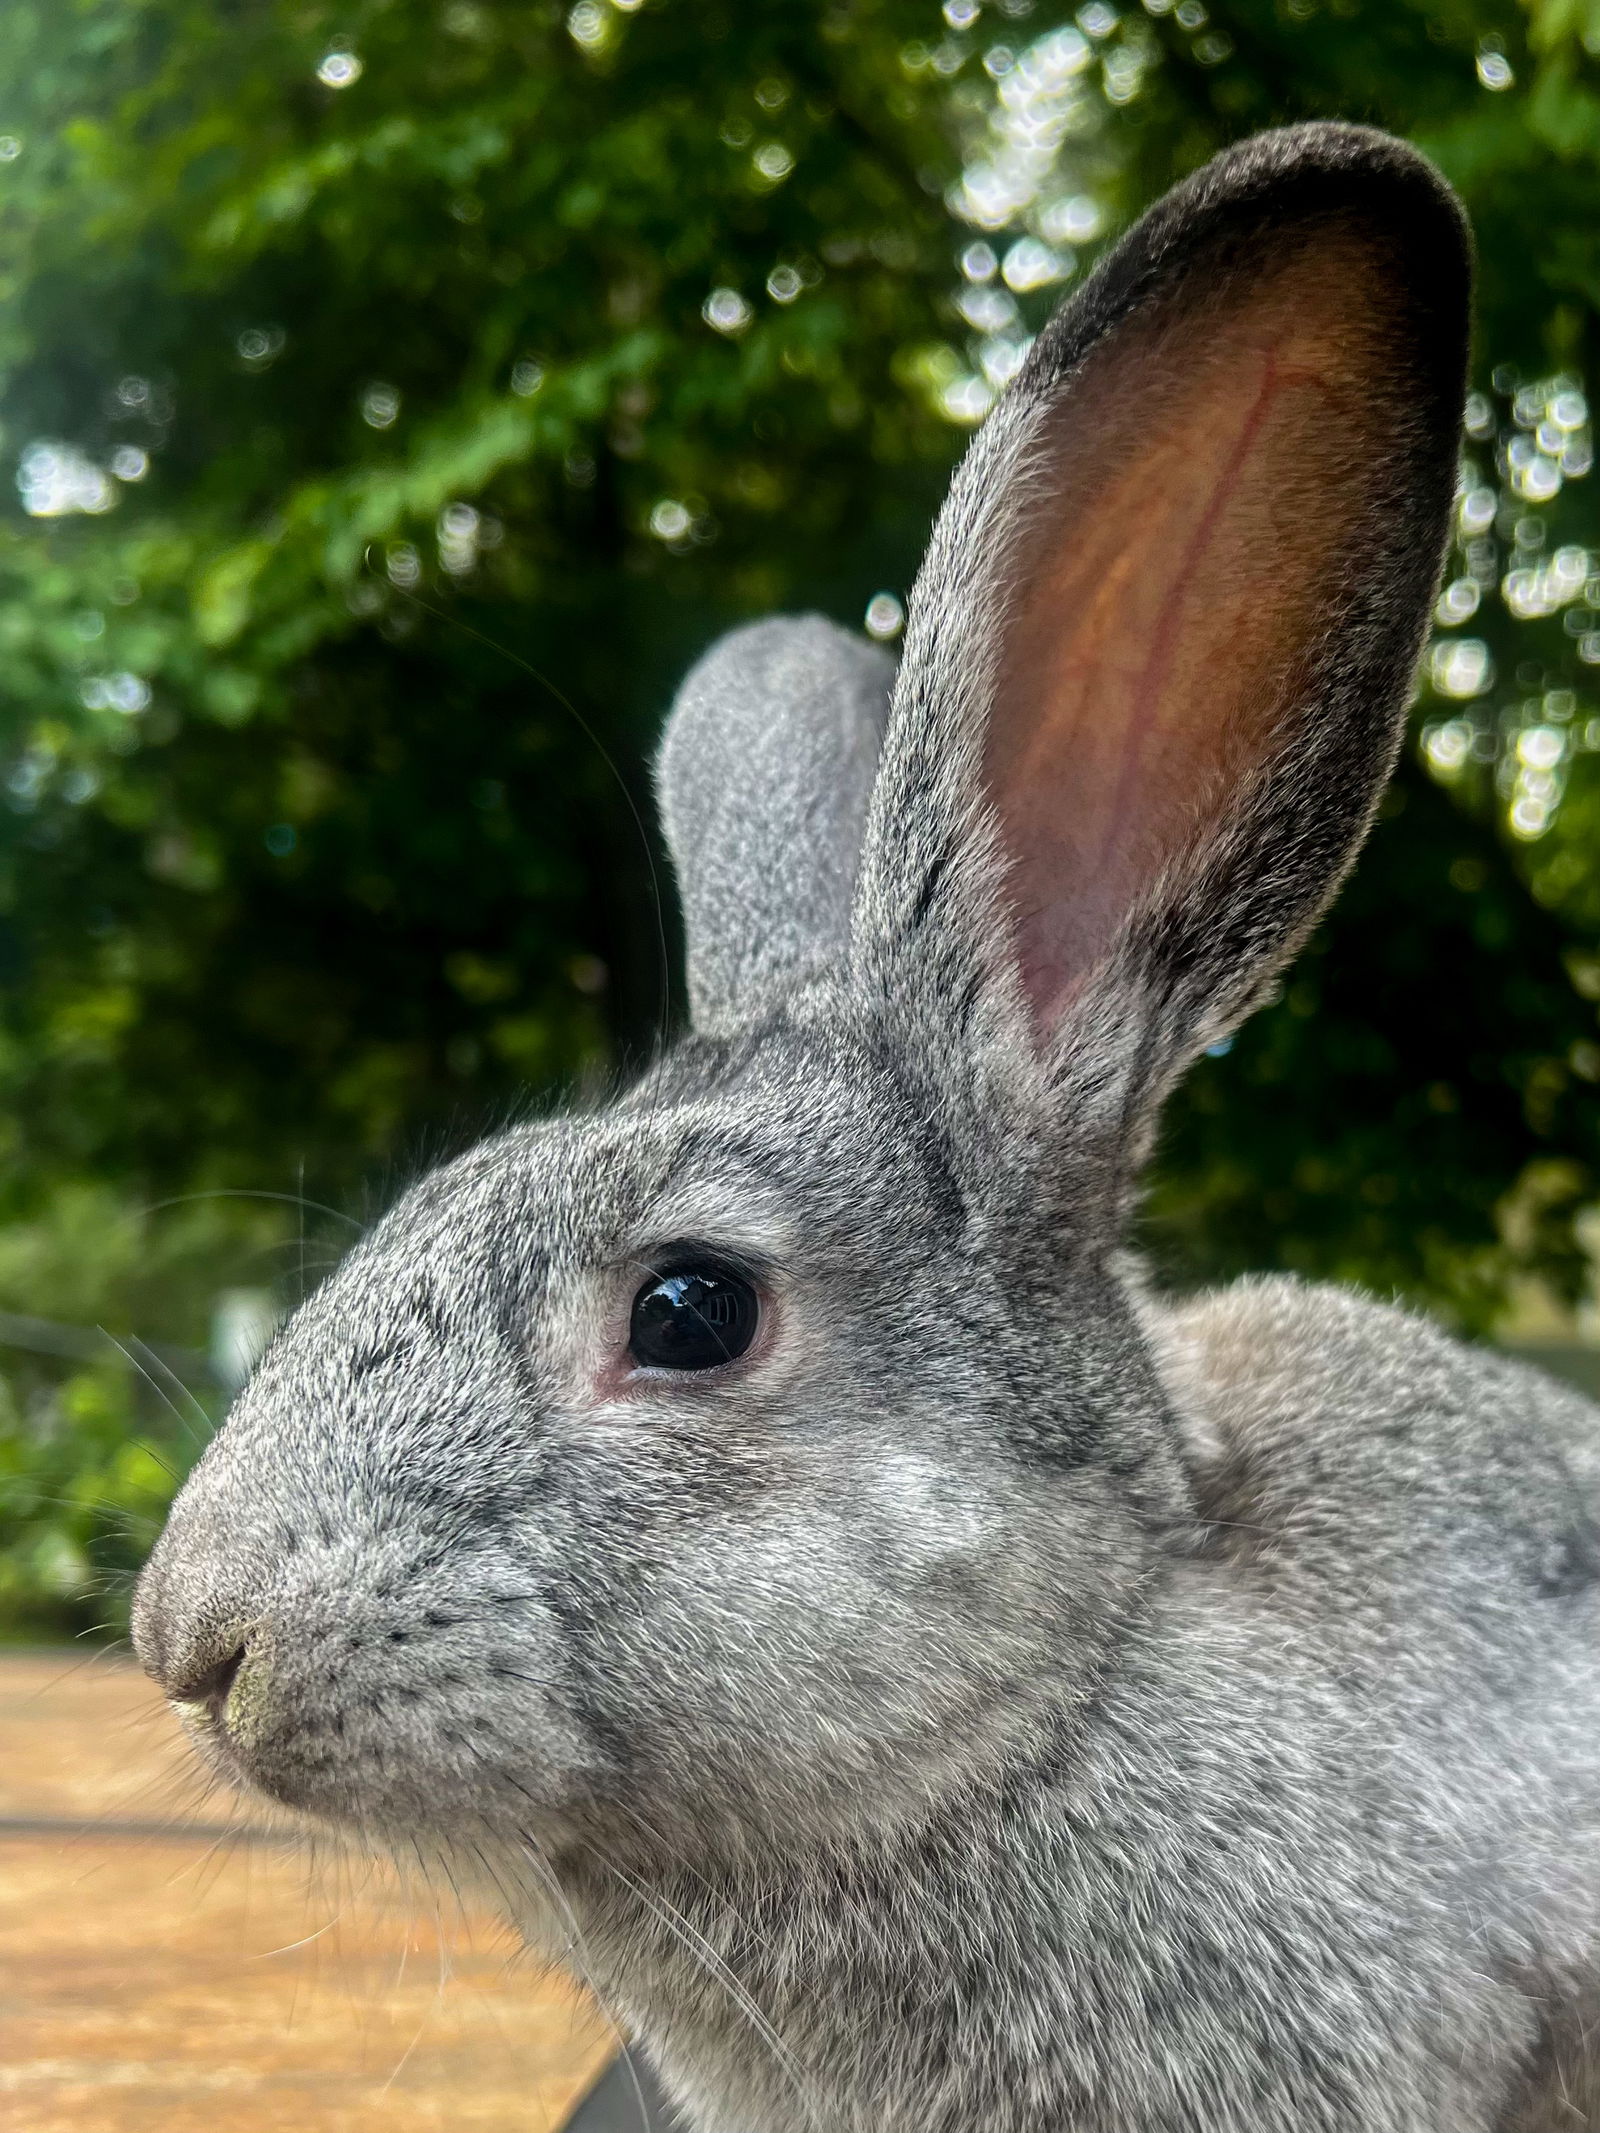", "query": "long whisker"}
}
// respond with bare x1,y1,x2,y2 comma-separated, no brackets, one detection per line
487,1820,653,2132
129,1435,183,1484
16,1490,165,1529
596,1850,816,2125
96,1328,212,1456
125,1335,216,1440
380,578,675,1066
140,1186,363,1231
